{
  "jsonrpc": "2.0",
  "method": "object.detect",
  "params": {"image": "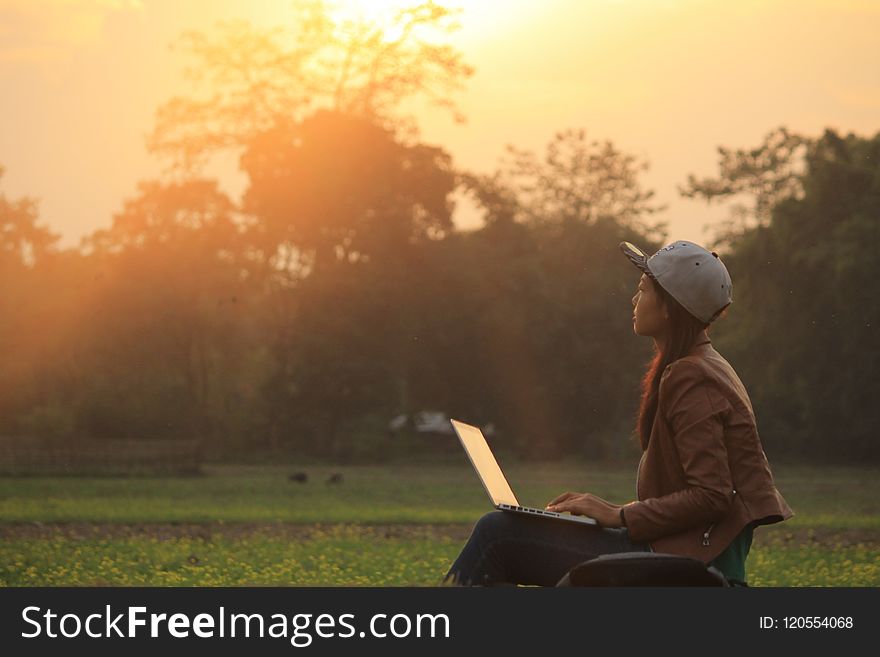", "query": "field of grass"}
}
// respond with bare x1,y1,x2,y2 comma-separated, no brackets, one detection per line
2,462,879,586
